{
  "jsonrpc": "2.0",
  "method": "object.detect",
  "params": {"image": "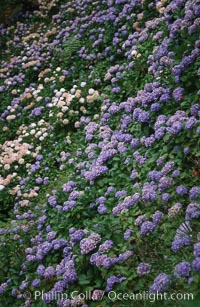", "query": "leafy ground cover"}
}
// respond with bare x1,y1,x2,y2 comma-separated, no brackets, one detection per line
0,0,200,306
